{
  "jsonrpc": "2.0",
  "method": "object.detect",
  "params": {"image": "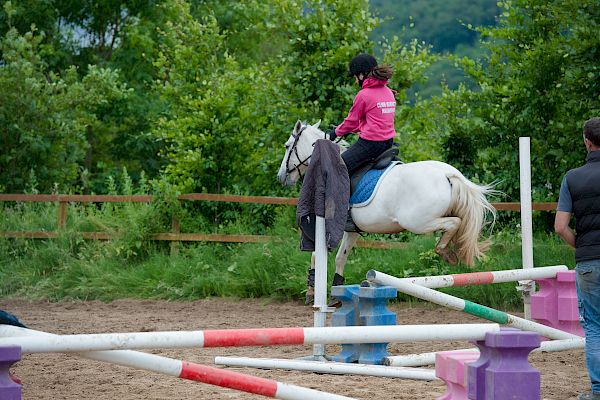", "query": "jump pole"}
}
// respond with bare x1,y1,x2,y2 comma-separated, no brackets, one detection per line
395,265,567,289
0,323,500,353
383,337,585,367
214,356,438,381
312,215,329,359
367,270,579,340
519,136,535,320
0,325,355,400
